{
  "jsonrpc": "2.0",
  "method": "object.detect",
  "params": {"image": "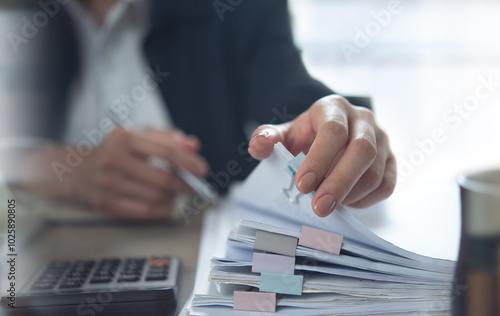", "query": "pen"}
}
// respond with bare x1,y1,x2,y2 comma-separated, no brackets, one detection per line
106,110,218,203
